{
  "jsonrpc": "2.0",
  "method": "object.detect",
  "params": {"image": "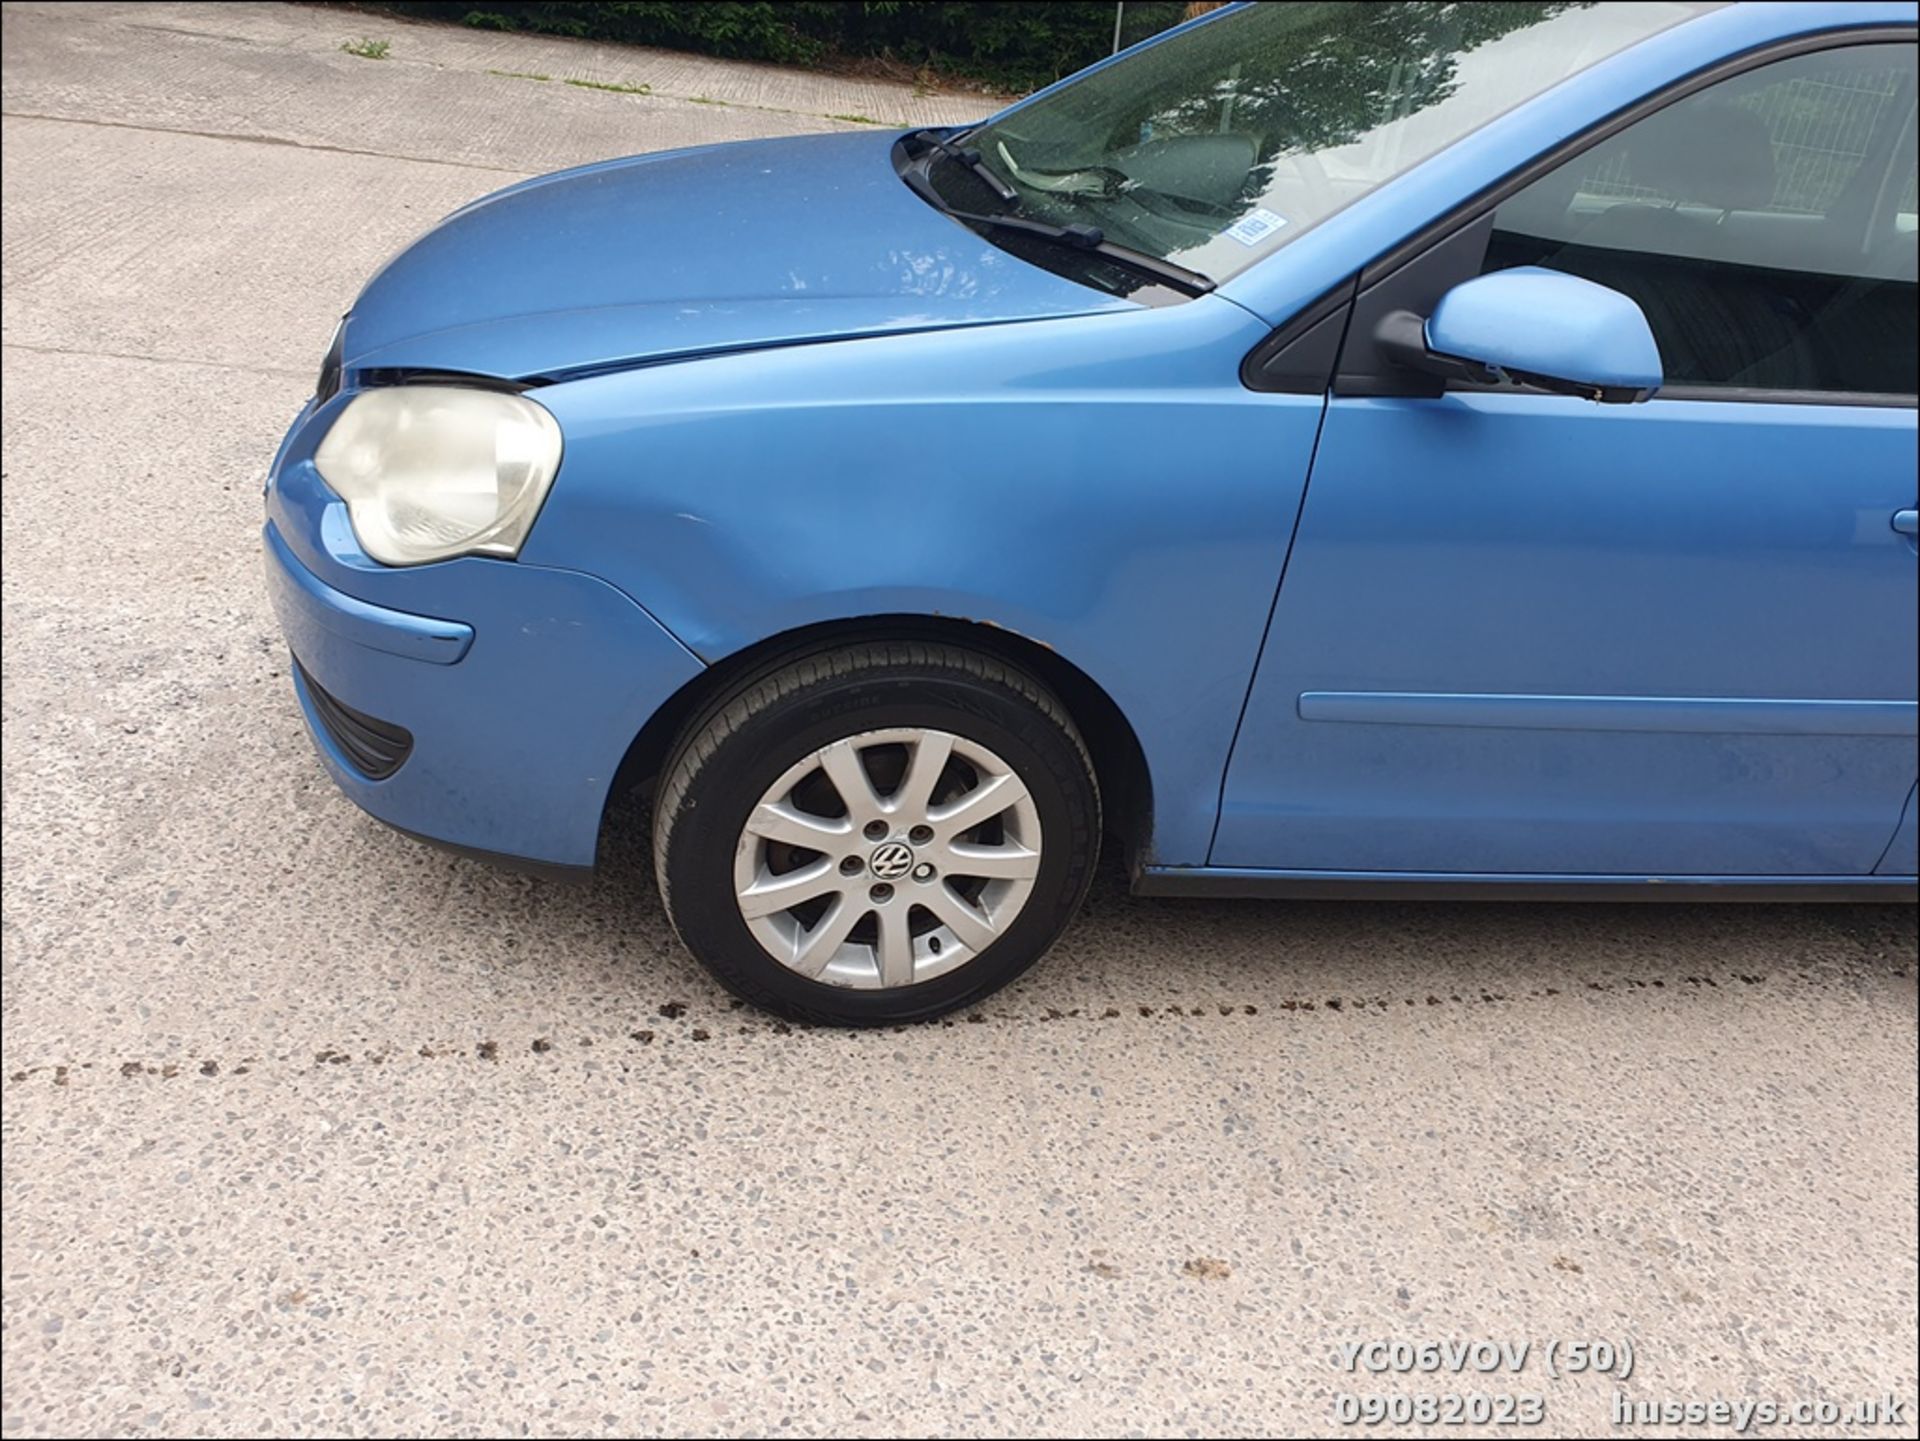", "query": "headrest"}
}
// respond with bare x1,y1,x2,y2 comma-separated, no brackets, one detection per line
1625,102,1777,212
